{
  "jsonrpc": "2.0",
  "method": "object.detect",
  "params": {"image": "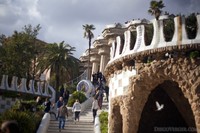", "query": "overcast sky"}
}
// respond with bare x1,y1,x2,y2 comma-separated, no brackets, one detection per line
0,0,200,58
